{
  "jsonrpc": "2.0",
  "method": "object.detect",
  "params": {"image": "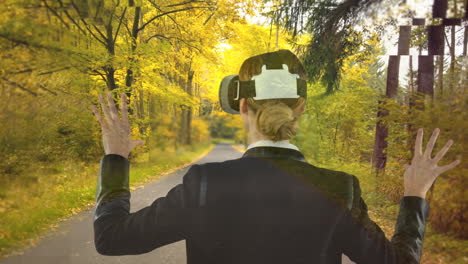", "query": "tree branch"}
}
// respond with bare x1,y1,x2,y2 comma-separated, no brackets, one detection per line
114,7,127,43
123,20,132,36
145,34,171,42
165,1,208,8
444,30,452,51
2,77,38,96
203,7,217,25
7,68,33,75
138,6,212,32
92,70,108,83
91,24,108,41
38,84,58,95
38,66,72,75
0,32,90,60
42,0,71,29
56,0,107,46
145,34,201,53
149,2,188,35
70,0,108,42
